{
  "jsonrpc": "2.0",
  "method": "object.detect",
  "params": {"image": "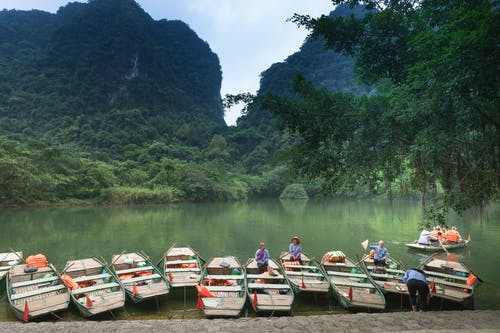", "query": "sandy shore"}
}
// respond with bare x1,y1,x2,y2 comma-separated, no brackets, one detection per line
0,310,499,333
